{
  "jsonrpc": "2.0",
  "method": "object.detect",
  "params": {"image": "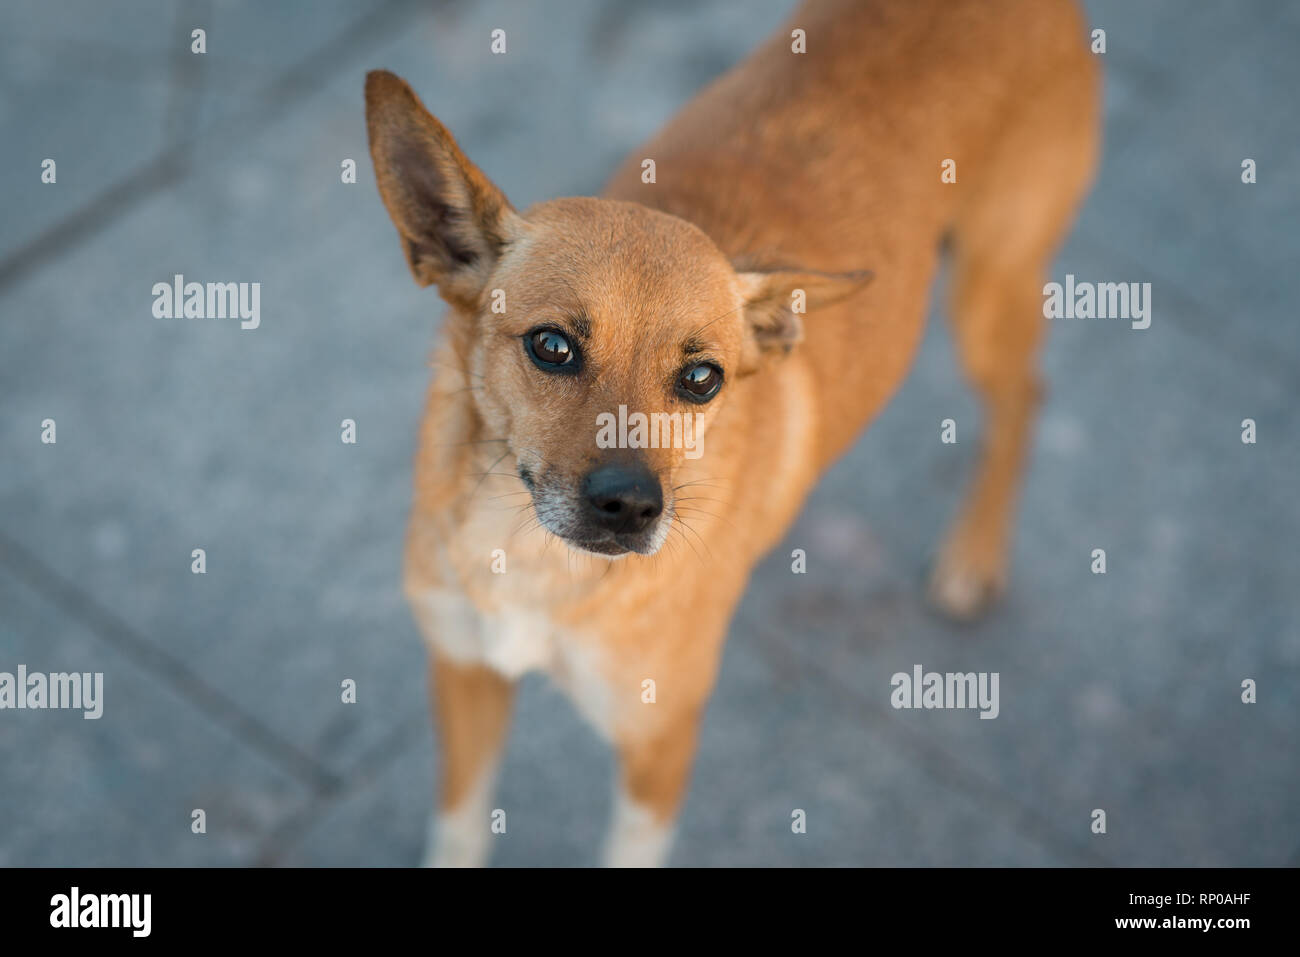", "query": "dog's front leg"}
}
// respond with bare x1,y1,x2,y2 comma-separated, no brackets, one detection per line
604,705,703,867
421,650,514,867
